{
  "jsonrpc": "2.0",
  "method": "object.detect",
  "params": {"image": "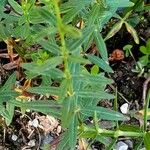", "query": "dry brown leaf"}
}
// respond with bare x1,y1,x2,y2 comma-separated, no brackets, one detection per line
78,138,91,150
4,39,15,62
0,53,18,59
2,60,18,70
37,115,59,134
109,49,124,61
